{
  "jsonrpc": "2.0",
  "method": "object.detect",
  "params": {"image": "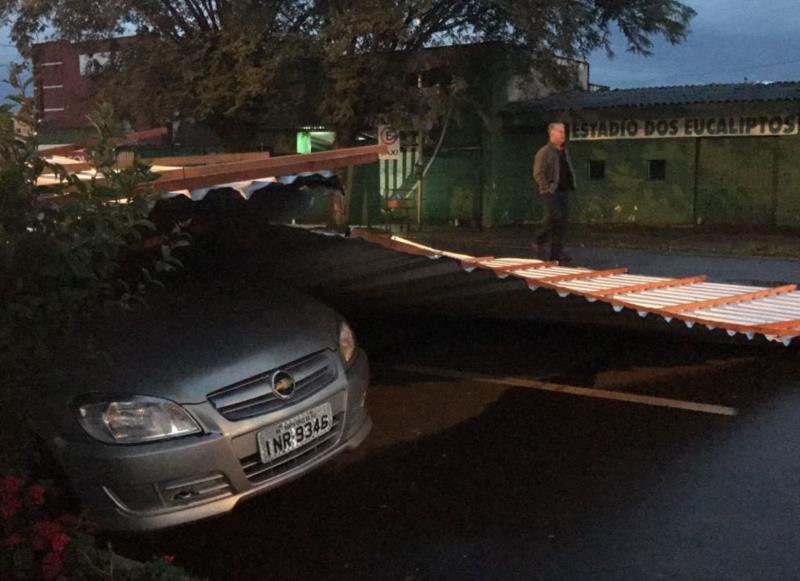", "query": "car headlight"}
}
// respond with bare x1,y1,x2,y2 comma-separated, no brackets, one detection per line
76,395,201,445
338,321,357,368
